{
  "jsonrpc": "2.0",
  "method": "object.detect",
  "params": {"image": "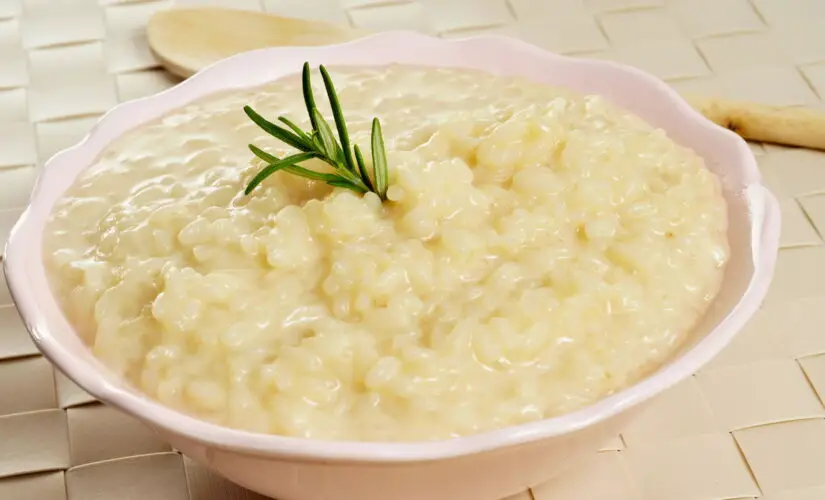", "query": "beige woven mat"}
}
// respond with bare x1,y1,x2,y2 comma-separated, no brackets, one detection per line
1,0,825,499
